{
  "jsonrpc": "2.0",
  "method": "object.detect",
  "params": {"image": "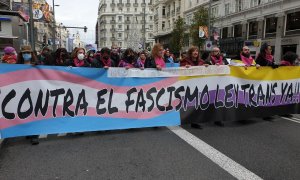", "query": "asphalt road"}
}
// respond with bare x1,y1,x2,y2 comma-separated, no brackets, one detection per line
0,116,299,180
